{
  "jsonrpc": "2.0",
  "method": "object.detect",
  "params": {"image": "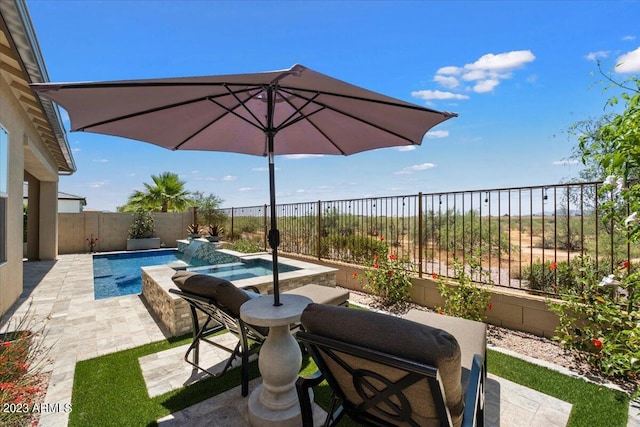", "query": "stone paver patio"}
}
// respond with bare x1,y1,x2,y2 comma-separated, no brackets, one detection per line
3,253,629,426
